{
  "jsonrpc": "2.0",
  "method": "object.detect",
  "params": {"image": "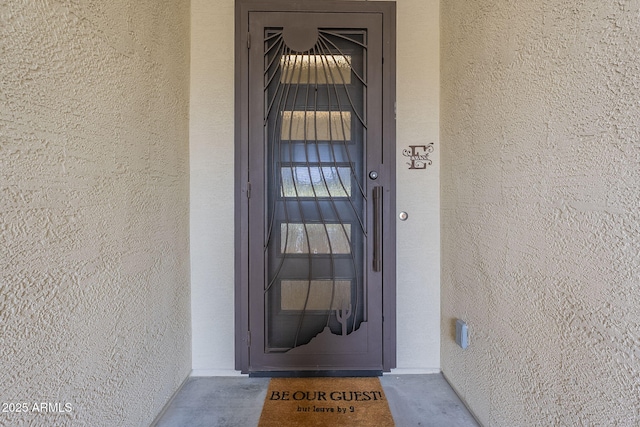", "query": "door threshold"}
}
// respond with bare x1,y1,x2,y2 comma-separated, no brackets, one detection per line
249,370,382,378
